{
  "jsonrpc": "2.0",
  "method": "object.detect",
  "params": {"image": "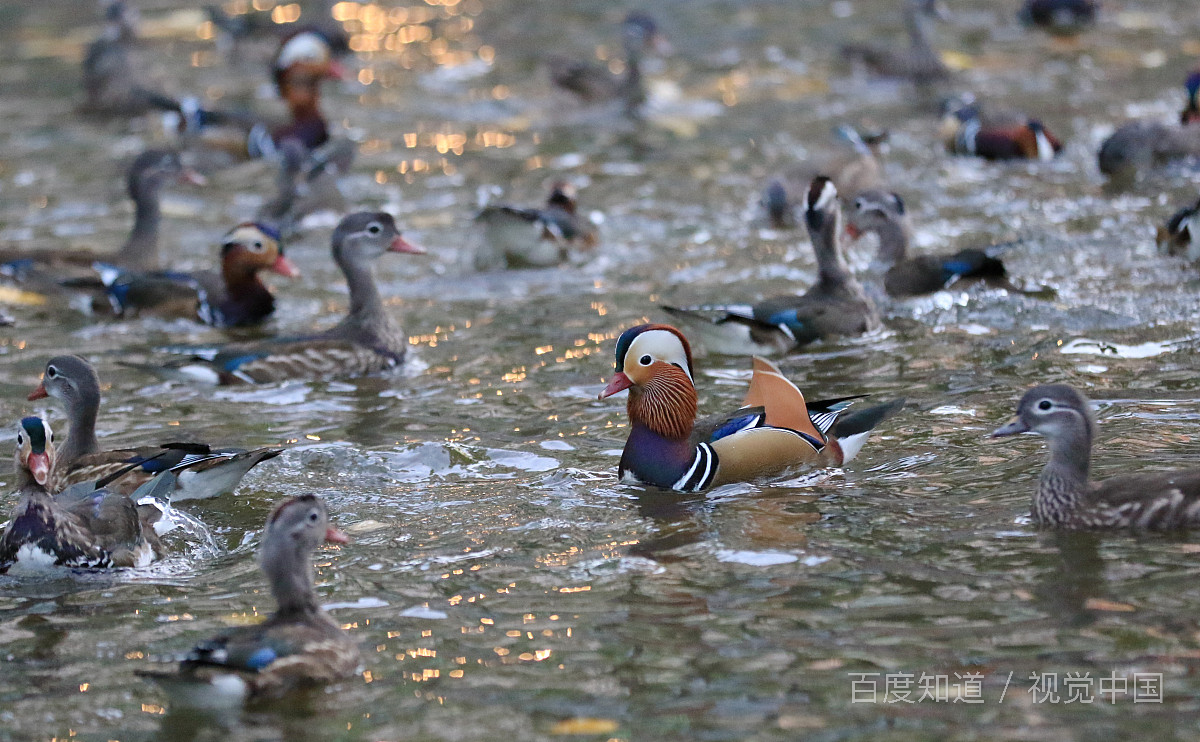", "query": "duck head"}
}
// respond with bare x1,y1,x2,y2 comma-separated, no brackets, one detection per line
545,181,578,213
599,324,696,440
991,384,1096,450
221,223,301,281
621,12,671,58
28,355,100,409
846,190,906,238
126,150,205,202
273,31,345,92
15,416,55,487
331,211,425,268
261,494,348,613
